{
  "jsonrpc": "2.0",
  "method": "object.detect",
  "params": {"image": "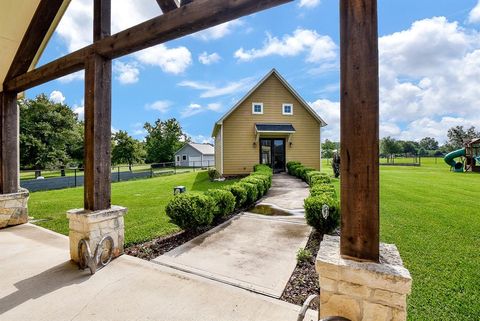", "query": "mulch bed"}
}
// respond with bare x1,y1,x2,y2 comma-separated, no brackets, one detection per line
280,230,323,310
125,211,242,261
